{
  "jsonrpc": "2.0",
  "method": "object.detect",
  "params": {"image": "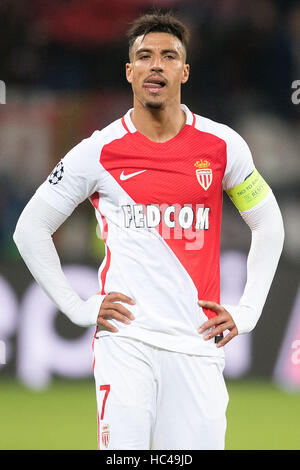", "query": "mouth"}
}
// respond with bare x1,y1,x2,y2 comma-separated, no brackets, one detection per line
143,77,166,93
